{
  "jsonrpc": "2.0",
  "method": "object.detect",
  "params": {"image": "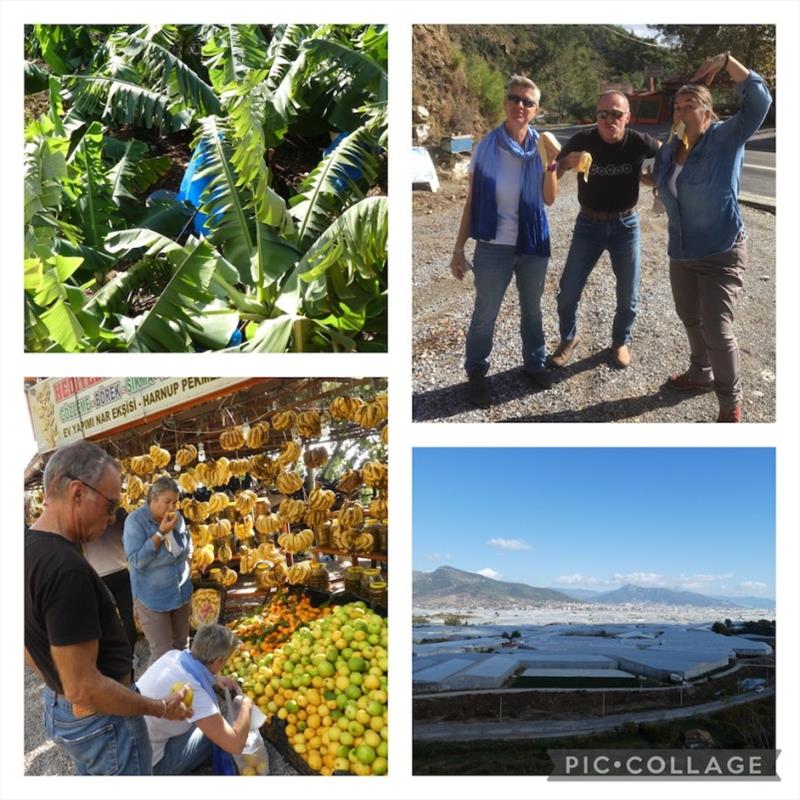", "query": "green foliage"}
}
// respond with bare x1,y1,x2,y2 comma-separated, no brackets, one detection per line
24,24,388,353
465,52,506,123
